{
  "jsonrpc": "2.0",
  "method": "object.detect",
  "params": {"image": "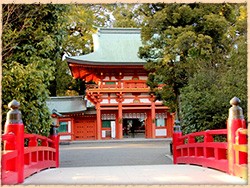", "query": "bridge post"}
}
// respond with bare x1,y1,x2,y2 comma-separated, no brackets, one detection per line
227,97,246,175
4,100,24,183
49,123,60,167
173,120,182,164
